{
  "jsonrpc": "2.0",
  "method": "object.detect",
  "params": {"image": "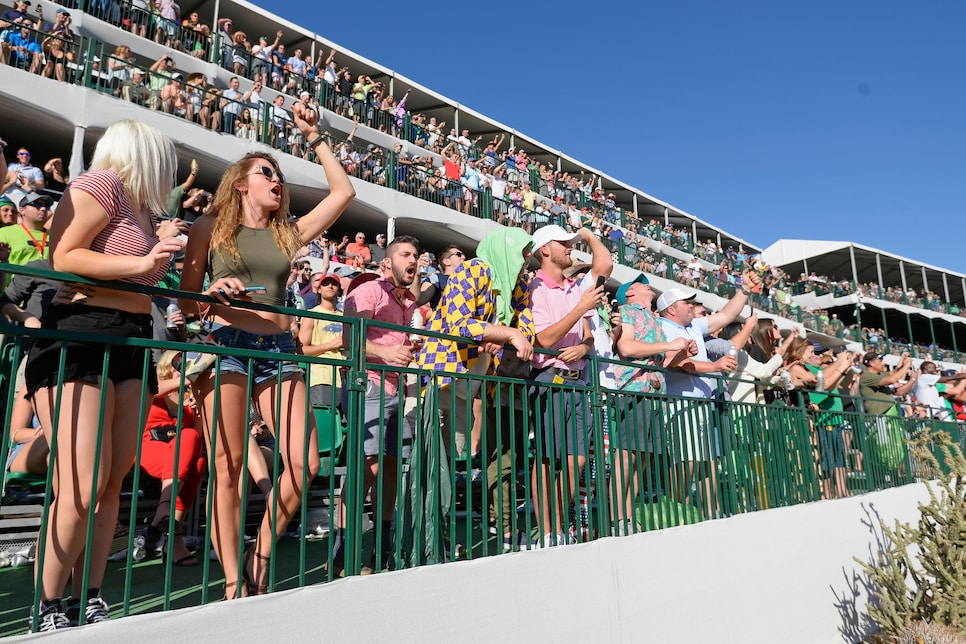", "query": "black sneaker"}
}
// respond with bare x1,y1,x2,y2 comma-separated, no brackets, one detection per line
29,599,71,633
66,593,111,626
